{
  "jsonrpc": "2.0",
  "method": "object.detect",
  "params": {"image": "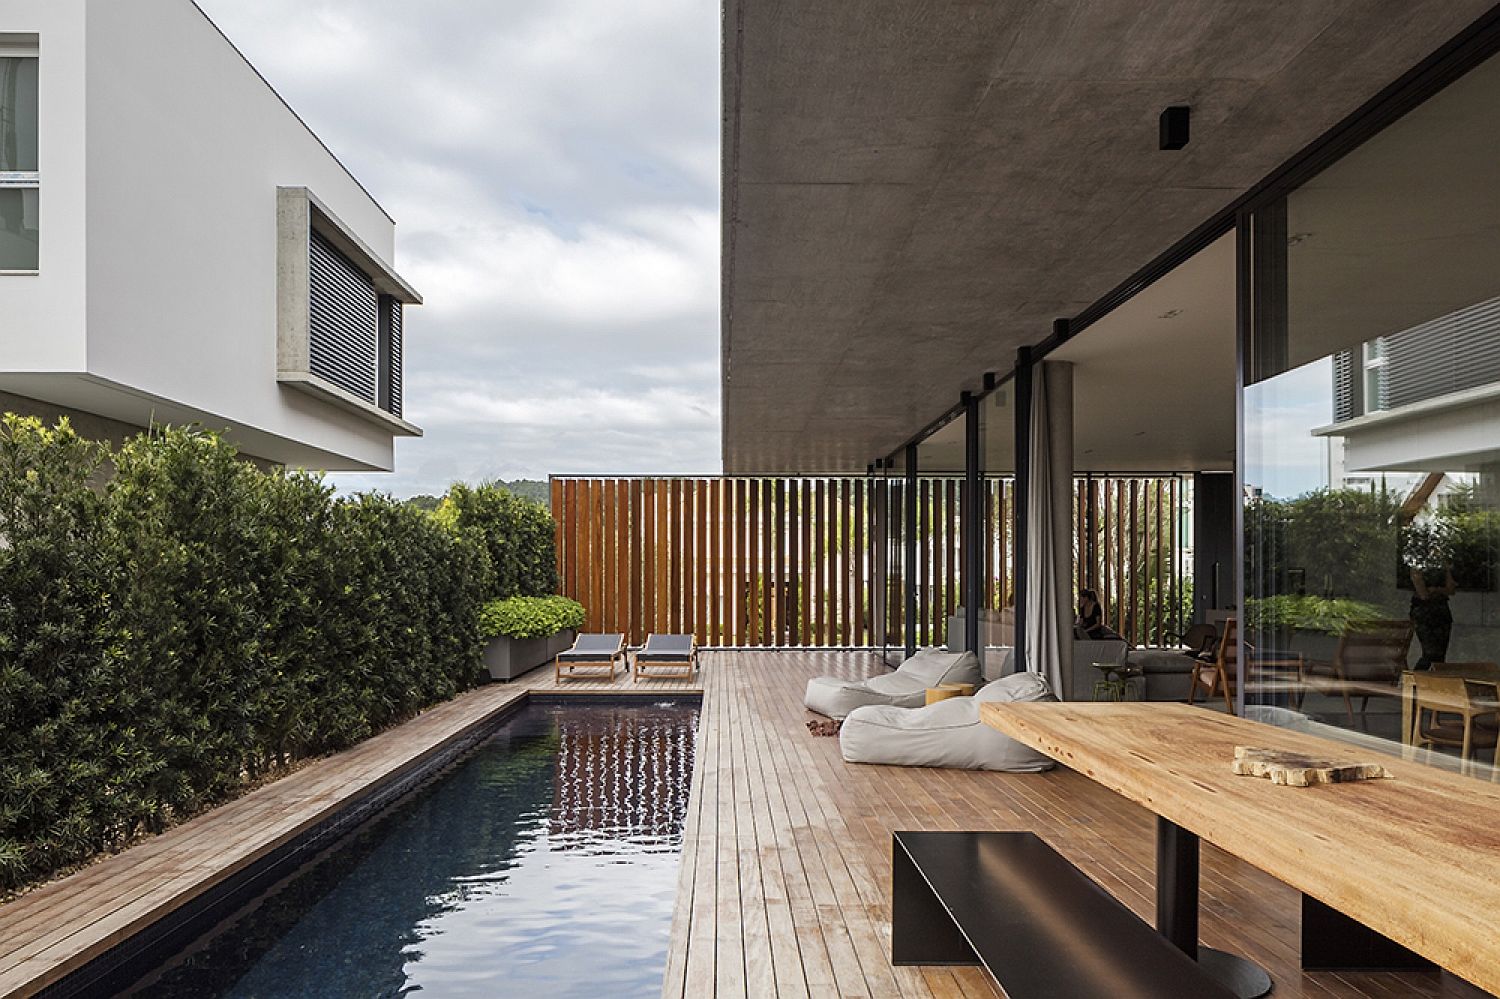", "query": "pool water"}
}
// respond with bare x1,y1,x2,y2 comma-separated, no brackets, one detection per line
130,700,699,999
